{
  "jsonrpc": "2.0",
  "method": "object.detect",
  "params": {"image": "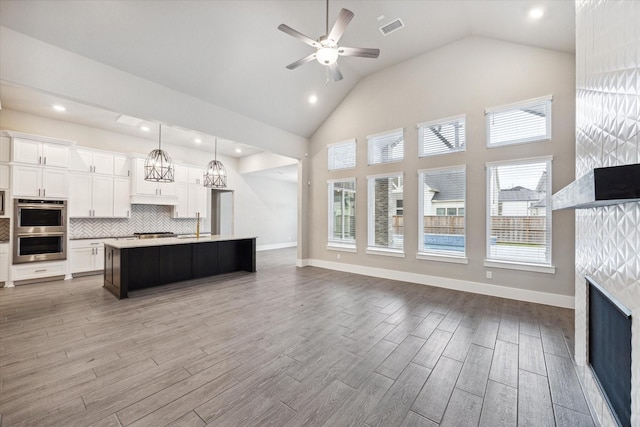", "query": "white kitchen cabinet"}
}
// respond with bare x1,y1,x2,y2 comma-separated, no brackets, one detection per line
0,243,8,283
12,165,68,198
188,167,204,185
69,173,120,217
189,185,207,218
113,177,130,217
70,239,104,275
173,181,207,218
174,165,189,183
12,138,69,168
0,164,9,189
11,261,67,282
130,157,177,204
69,148,115,174
113,156,130,177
